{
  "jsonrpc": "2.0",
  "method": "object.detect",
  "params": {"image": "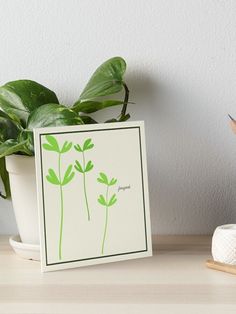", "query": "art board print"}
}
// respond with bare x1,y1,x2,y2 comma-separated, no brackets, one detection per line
34,121,152,272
